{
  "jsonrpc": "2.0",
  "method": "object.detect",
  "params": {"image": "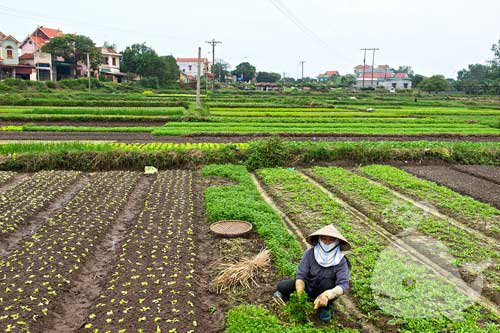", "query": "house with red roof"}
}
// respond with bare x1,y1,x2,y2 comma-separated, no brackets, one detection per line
0,31,36,80
20,26,64,54
19,26,64,81
318,70,340,82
